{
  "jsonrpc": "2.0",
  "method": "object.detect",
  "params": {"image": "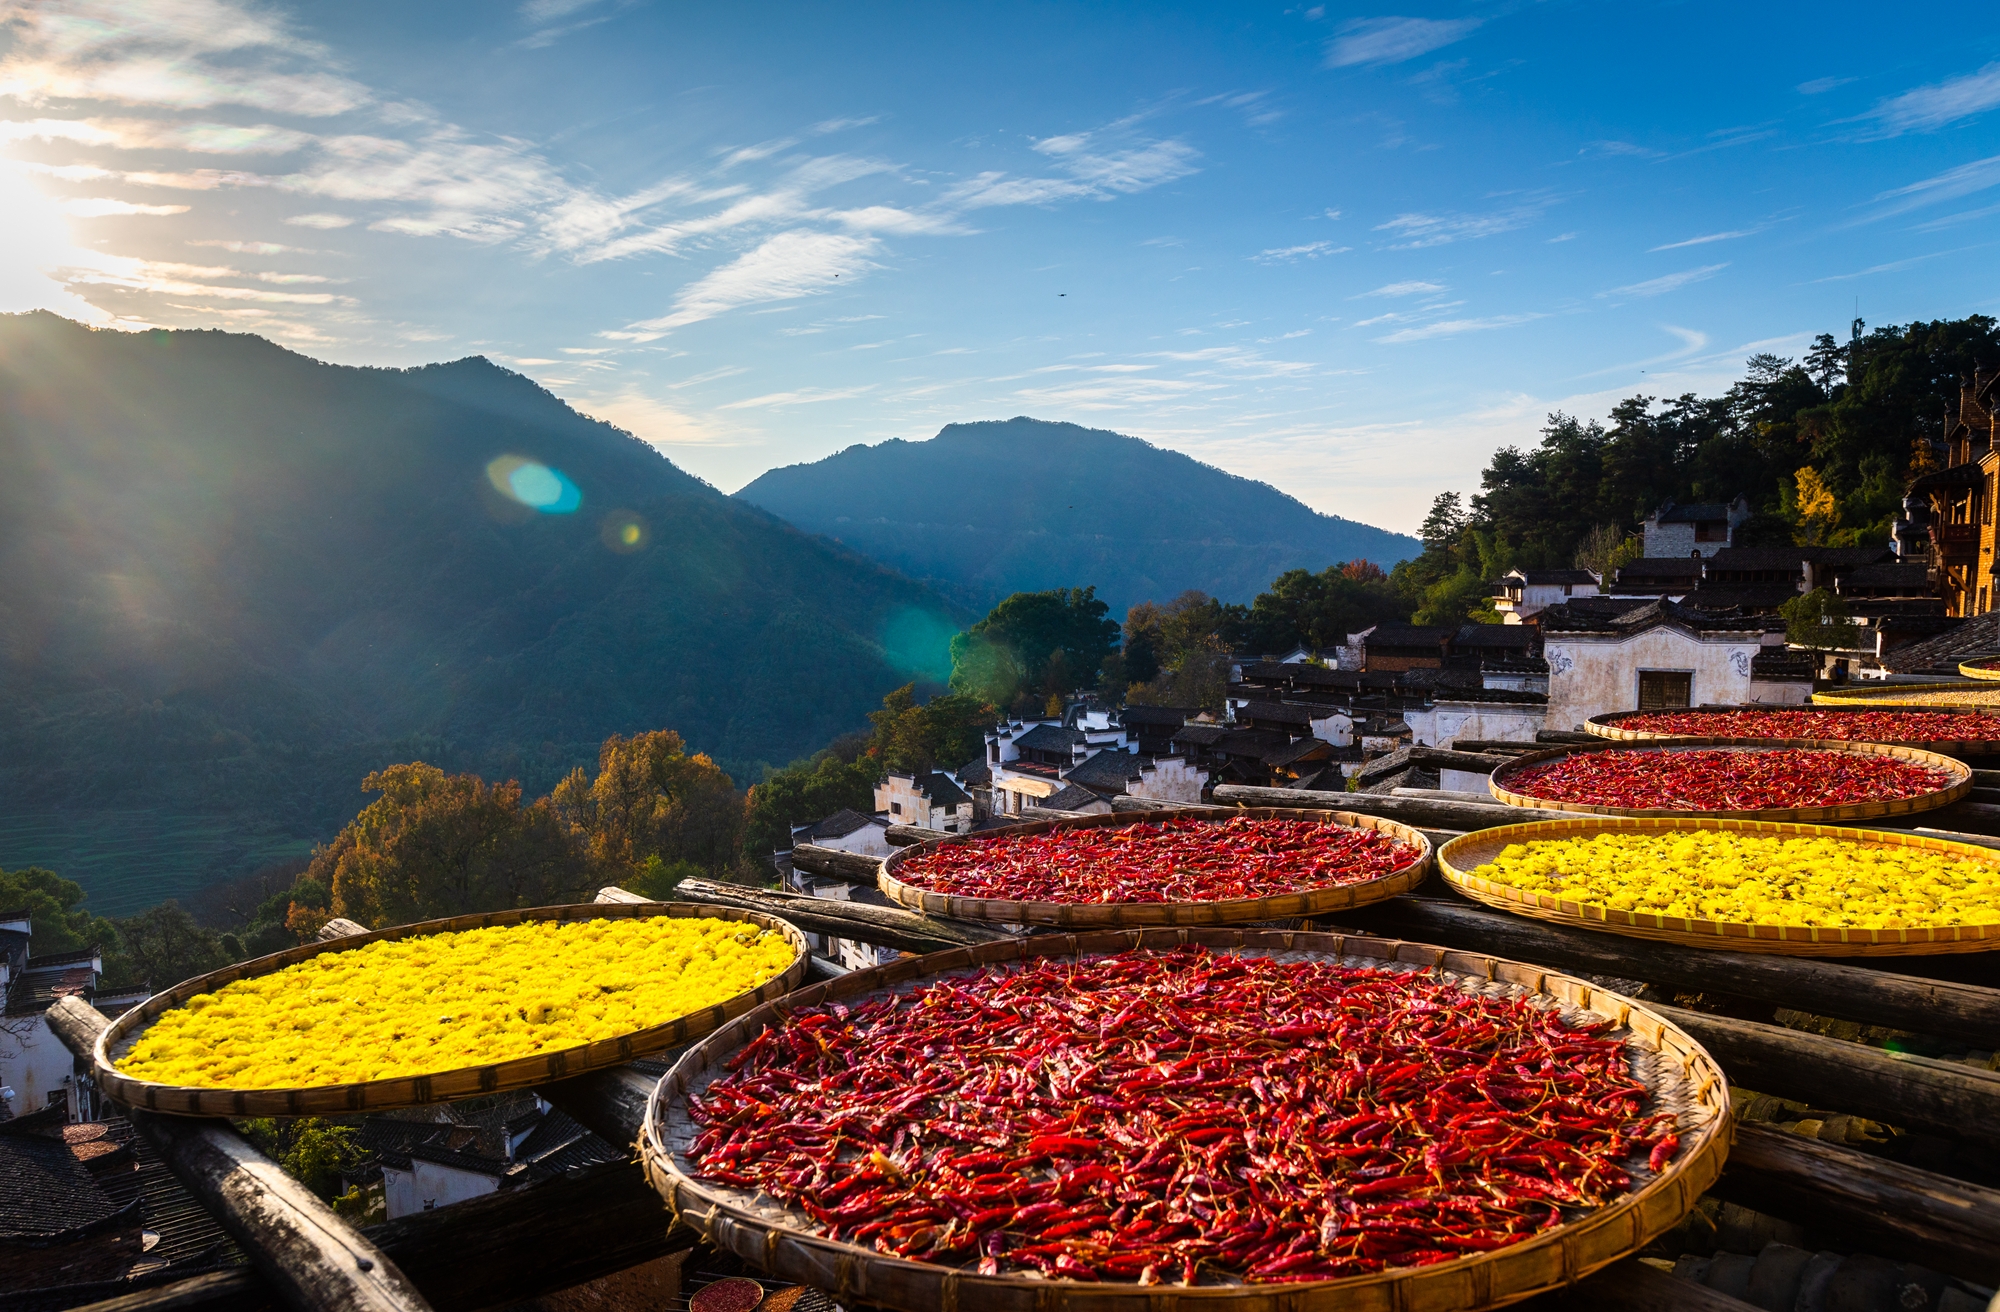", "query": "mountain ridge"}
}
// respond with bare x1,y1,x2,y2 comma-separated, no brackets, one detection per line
734,416,1421,614
0,312,960,910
